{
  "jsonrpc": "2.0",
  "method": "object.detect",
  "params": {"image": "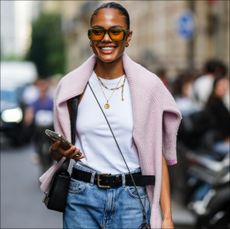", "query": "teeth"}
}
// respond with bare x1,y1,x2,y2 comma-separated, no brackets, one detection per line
101,47,113,51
